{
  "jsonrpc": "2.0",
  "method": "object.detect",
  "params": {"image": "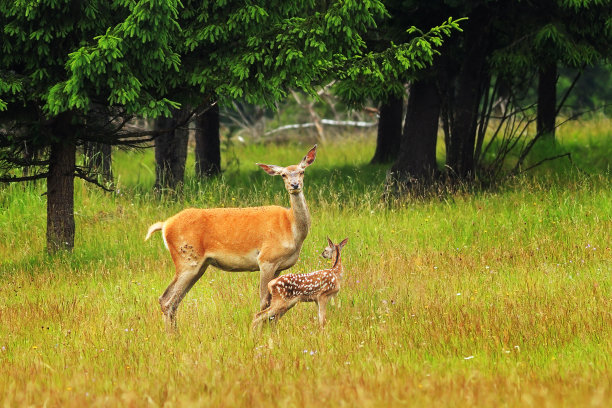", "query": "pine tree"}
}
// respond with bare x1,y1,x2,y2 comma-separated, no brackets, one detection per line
2,0,453,252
